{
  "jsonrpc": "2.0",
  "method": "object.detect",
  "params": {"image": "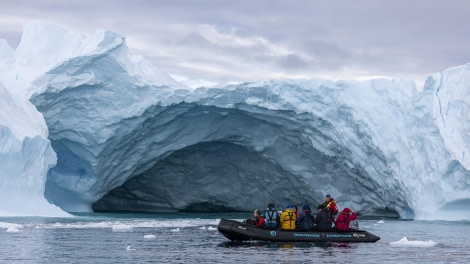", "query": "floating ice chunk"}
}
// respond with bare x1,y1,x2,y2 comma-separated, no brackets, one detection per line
389,237,437,247
112,225,133,232
198,226,206,230
6,227,21,233
0,222,24,229
143,234,156,239
170,227,180,232
126,245,136,251
377,220,385,224
207,226,217,231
